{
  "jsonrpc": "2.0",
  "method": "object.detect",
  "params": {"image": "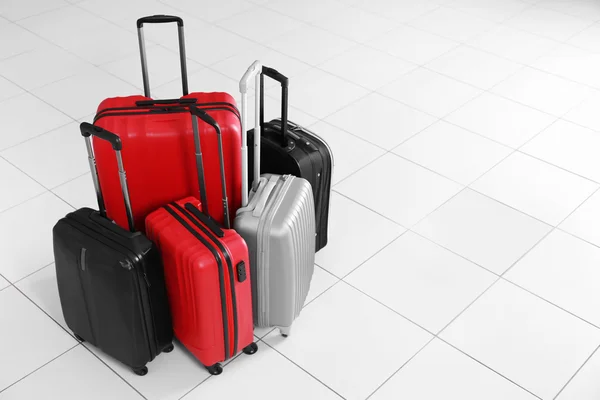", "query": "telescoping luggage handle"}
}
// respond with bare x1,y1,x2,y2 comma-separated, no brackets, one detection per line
239,60,262,207
188,106,232,229
260,66,289,148
136,15,189,98
80,123,135,232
